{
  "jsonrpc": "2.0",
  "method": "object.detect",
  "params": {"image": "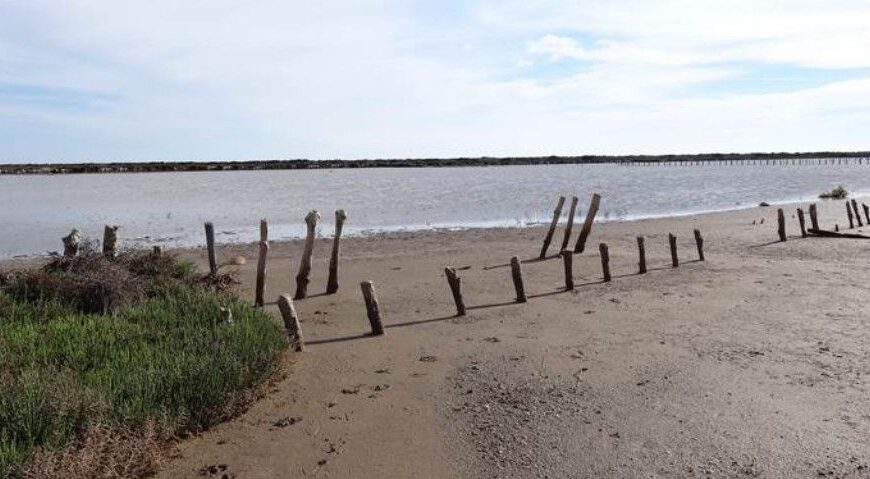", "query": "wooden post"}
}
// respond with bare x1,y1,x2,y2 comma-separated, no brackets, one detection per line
62,229,82,257
204,222,217,275
360,281,385,335
846,203,854,229
255,241,269,307
864,203,870,225
152,245,162,255
599,243,611,282
539,196,566,259
777,209,786,241
444,267,466,316
560,196,579,251
852,199,863,227
102,225,119,258
637,236,647,274
669,234,679,267
277,294,304,352
797,208,807,238
260,218,268,242
809,203,819,230
693,229,705,261
561,250,574,290
294,210,320,300
573,193,602,253
510,256,527,303
326,210,347,294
